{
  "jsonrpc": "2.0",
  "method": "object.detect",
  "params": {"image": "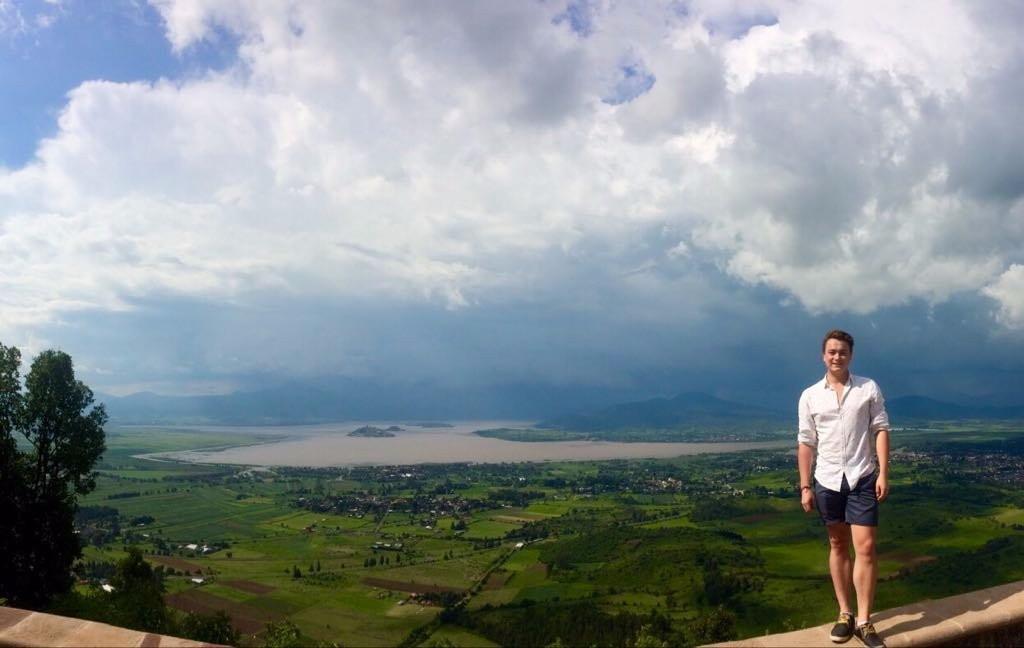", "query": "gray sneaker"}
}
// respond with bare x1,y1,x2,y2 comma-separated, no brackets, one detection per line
830,612,855,643
855,621,885,648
